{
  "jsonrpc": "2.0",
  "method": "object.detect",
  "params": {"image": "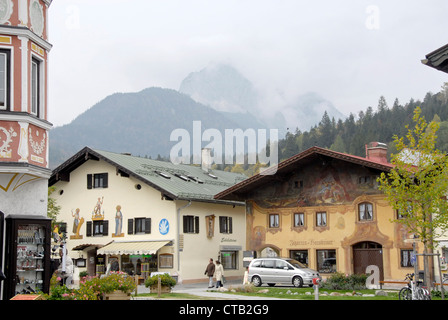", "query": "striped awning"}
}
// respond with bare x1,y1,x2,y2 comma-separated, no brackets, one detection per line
97,240,170,255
